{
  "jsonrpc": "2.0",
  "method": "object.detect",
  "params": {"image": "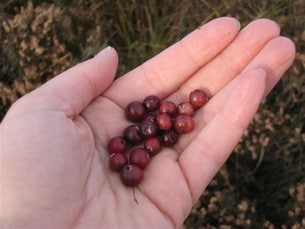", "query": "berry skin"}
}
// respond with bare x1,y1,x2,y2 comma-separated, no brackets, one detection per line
143,95,161,112
189,89,207,109
107,136,128,155
126,101,145,122
143,114,157,124
129,148,150,169
159,101,177,116
160,130,179,147
144,137,162,156
174,114,195,134
109,153,128,172
177,102,195,117
138,121,157,138
120,164,144,187
156,113,173,130
123,125,143,145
